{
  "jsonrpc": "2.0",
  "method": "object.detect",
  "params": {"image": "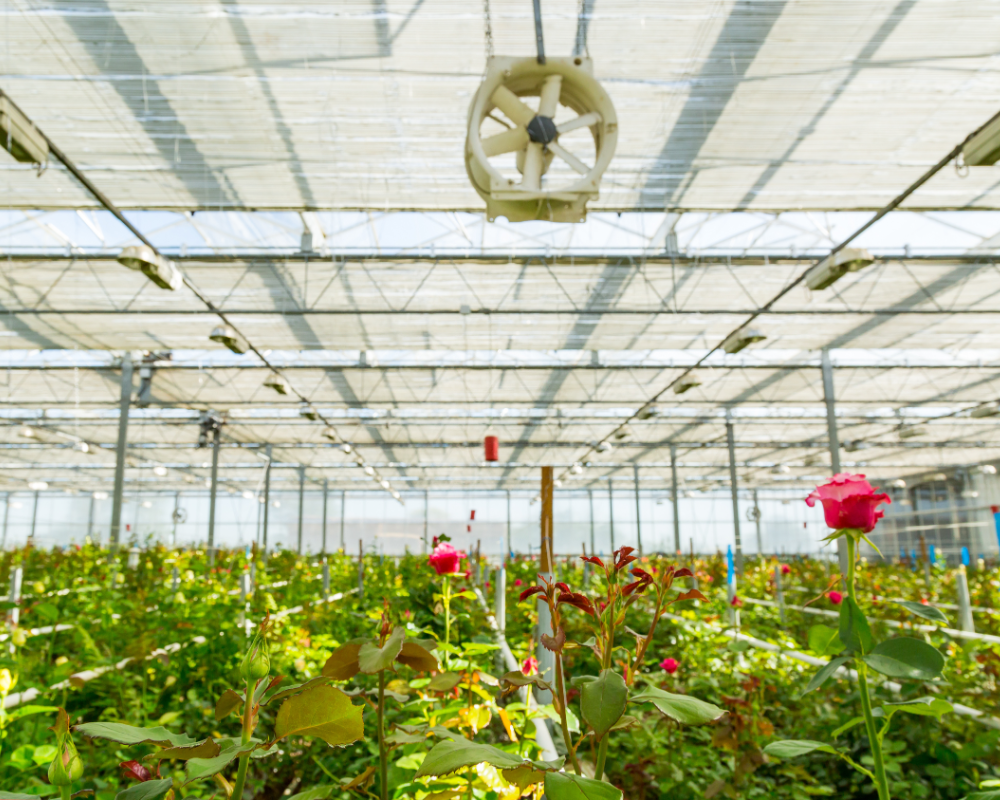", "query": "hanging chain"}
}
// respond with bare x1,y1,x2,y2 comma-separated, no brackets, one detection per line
575,0,590,57
483,0,494,60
